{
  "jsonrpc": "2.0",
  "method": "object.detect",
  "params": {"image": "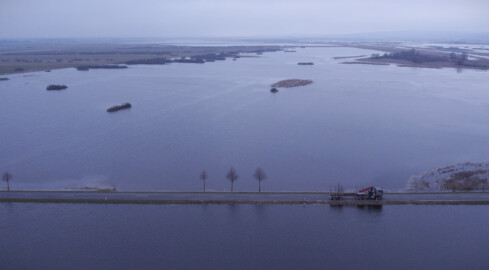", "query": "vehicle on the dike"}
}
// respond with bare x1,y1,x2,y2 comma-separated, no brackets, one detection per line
355,186,383,200
330,186,383,201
